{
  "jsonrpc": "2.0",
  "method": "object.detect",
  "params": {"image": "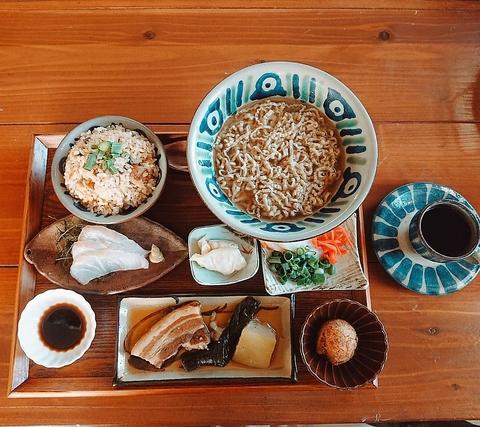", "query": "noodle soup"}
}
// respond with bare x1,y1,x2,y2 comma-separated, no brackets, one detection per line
213,97,344,221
